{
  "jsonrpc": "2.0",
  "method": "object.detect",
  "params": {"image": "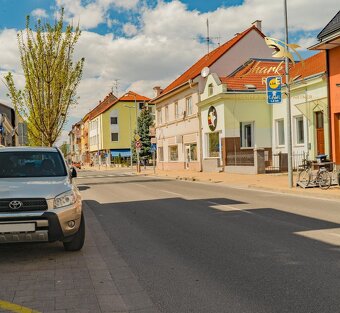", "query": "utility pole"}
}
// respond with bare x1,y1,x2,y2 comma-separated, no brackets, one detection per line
284,0,293,188
134,95,141,173
97,118,101,170
0,113,3,146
